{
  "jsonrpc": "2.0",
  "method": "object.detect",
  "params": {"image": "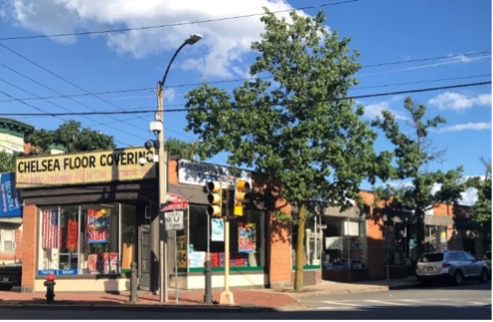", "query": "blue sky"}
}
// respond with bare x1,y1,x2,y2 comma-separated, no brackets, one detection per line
0,0,491,204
